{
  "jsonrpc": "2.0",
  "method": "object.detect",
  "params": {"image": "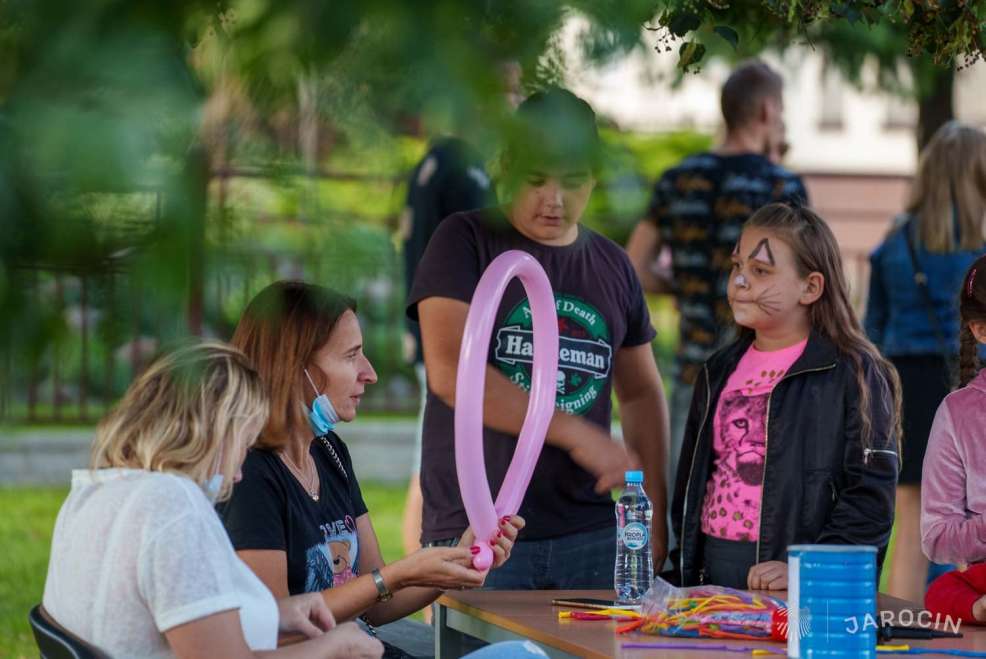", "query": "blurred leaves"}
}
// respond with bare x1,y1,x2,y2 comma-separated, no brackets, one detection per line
0,0,983,416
